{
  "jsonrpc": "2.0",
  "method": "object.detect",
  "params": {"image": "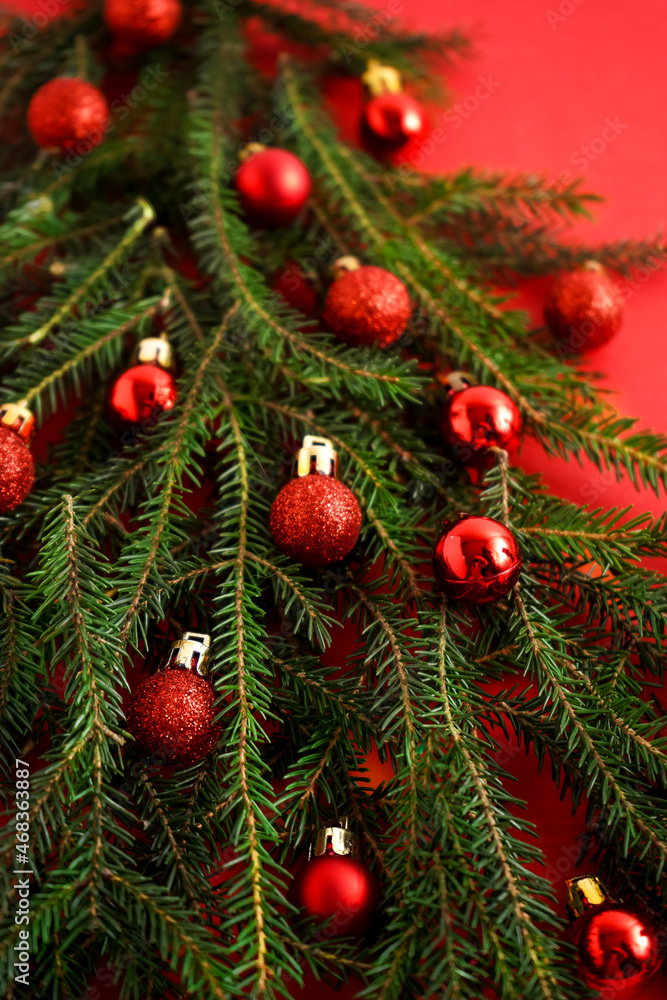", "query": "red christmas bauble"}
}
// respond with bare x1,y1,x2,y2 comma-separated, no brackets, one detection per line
362,92,427,149
270,475,362,566
433,514,522,605
273,264,318,316
0,427,34,514
323,265,411,348
126,669,221,767
544,263,623,352
109,364,177,426
294,853,379,938
570,903,661,992
441,384,522,468
104,0,182,50
235,148,312,227
27,78,110,153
